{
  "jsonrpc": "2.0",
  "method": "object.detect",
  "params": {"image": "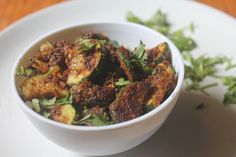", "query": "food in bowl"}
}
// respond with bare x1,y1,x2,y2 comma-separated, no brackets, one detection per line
16,32,177,126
